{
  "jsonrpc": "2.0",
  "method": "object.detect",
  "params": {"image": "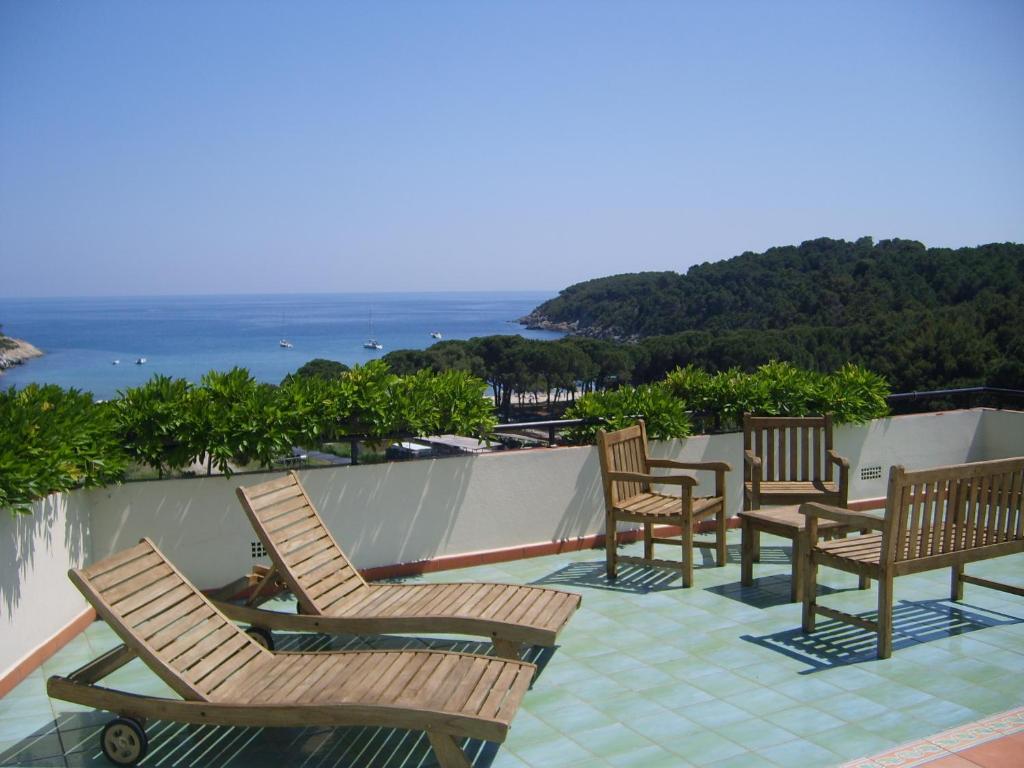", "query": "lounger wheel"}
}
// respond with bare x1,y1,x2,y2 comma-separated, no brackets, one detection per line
100,717,148,766
245,626,275,650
